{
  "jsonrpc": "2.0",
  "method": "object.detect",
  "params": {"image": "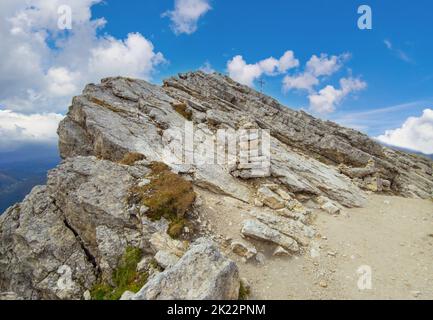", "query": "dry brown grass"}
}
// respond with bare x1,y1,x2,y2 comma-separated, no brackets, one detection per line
172,102,192,121
128,161,196,238
119,152,146,166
